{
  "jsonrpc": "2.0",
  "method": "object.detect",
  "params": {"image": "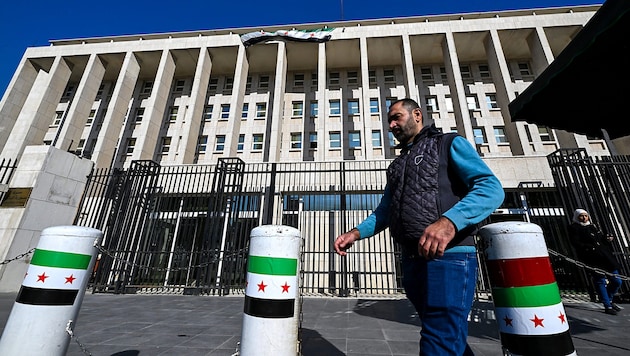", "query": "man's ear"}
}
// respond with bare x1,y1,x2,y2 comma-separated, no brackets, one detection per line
413,108,422,122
